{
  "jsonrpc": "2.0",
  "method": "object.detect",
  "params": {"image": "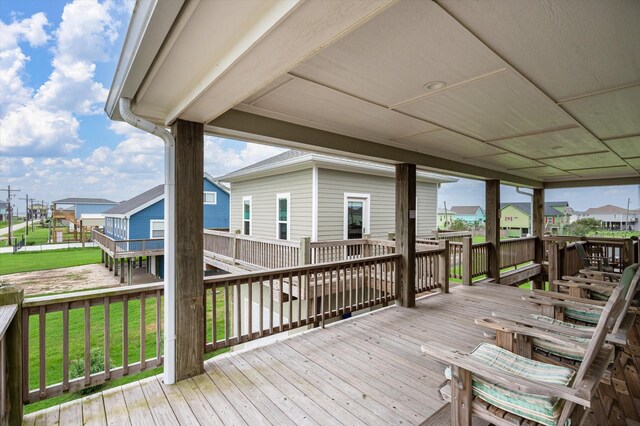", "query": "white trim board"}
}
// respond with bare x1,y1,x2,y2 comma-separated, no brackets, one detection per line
311,165,318,241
